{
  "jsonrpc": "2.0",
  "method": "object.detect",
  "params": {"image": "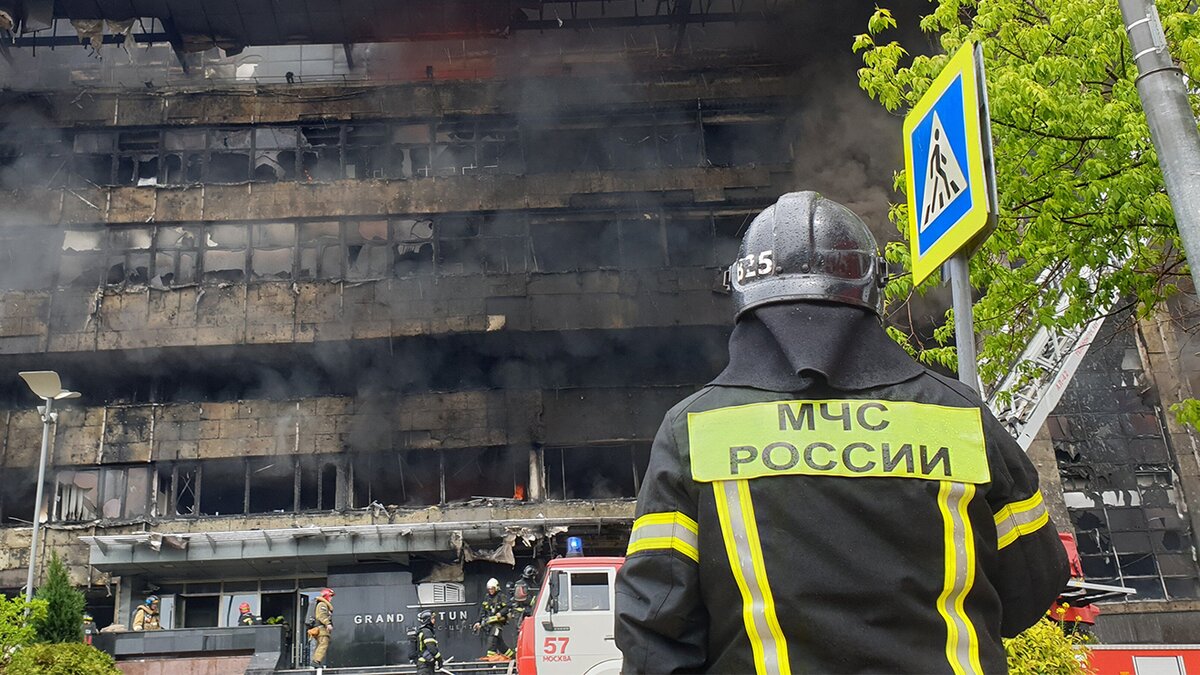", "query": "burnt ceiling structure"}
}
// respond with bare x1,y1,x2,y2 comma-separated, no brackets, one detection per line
0,0,778,70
